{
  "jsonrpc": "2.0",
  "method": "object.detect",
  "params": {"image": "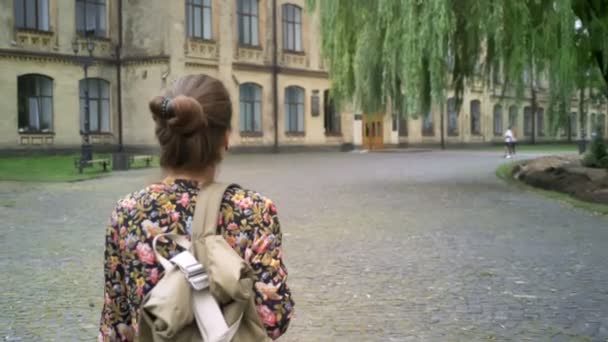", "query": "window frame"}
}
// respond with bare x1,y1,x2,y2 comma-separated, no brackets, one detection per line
186,0,213,41
493,104,503,136
76,0,107,37
239,82,263,134
422,112,434,136
14,0,50,31
447,97,458,136
237,0,259,47
523,106,533,136
508,105,518,129
470,100,481,135
282,3,302,52
284,86,305,134
79,78,111,133
17,74,54,133
537,107,545,137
